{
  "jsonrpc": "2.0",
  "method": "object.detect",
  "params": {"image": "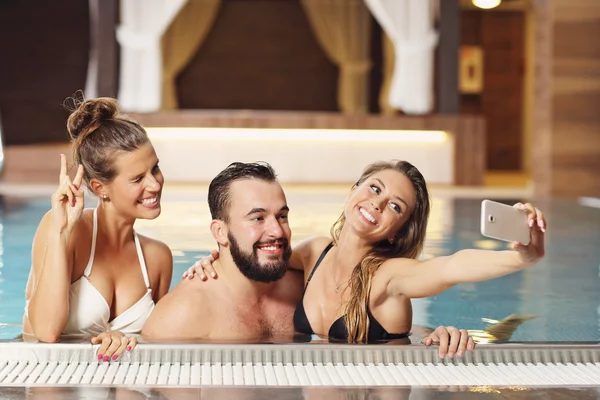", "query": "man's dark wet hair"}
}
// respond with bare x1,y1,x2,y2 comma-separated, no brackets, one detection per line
208,162,278,222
